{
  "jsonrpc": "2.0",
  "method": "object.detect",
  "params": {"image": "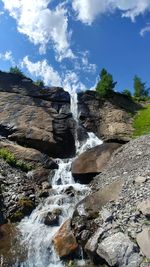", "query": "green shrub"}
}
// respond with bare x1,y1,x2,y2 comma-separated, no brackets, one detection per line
34,79,44,87
0,148,31,172
18,198,34,210
122,89,132,98
9,66,25,78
